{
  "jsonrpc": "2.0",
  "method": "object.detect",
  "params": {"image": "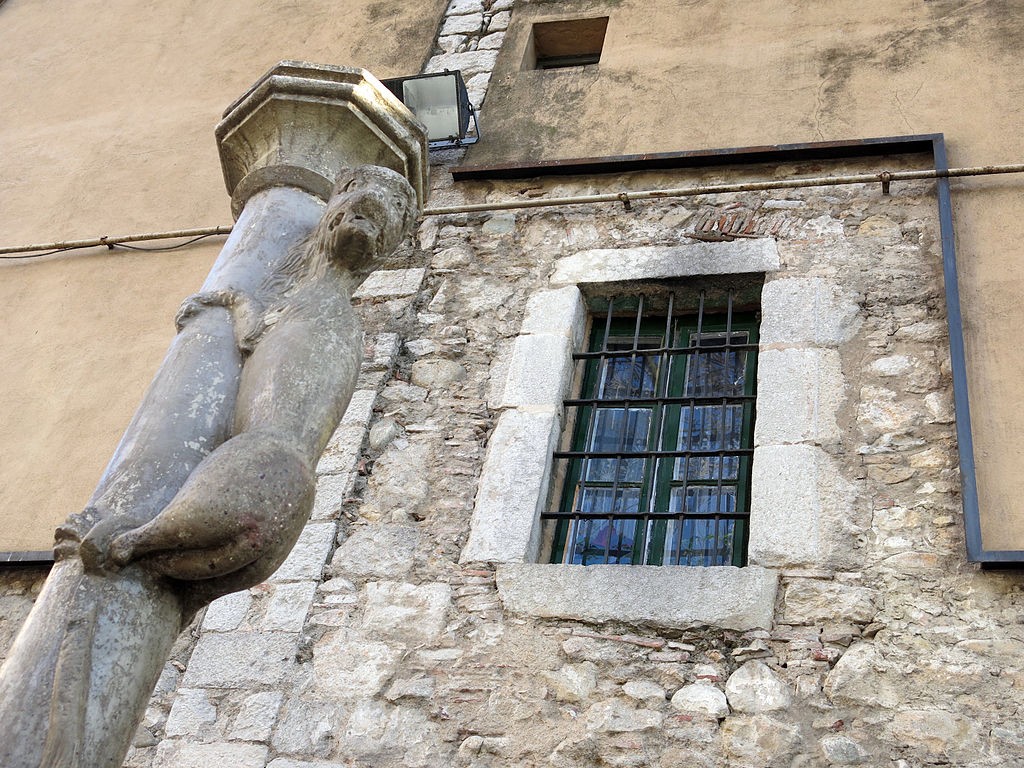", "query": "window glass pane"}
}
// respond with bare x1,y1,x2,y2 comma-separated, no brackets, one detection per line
669,485,737,515
684,331,749,397
584,408,651,483
663,518,737,566
599,343,660,399
575,486,641,516
569,518,637,564
674,405,742,480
